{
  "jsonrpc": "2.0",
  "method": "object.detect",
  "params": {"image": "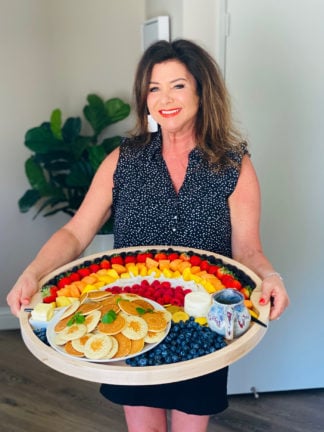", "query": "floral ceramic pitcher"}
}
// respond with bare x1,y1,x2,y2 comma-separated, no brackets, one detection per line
207,288,251,340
